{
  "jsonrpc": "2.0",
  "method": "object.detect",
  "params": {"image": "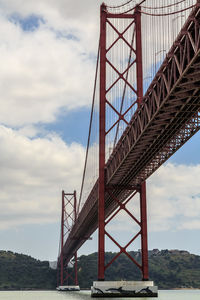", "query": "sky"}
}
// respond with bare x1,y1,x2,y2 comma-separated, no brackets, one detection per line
0,0,199,263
